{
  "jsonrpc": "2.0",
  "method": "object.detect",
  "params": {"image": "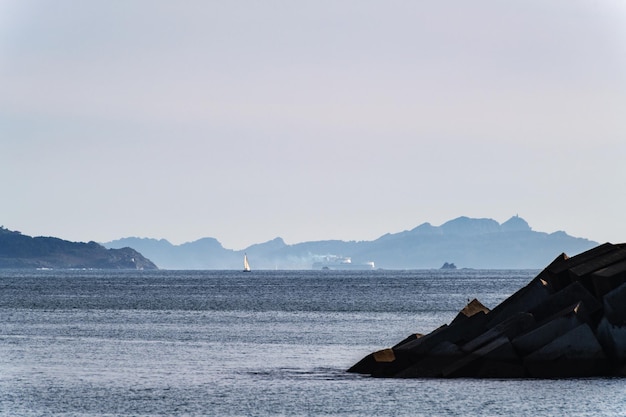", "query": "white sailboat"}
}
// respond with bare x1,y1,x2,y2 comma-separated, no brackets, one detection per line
243,253,251,272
